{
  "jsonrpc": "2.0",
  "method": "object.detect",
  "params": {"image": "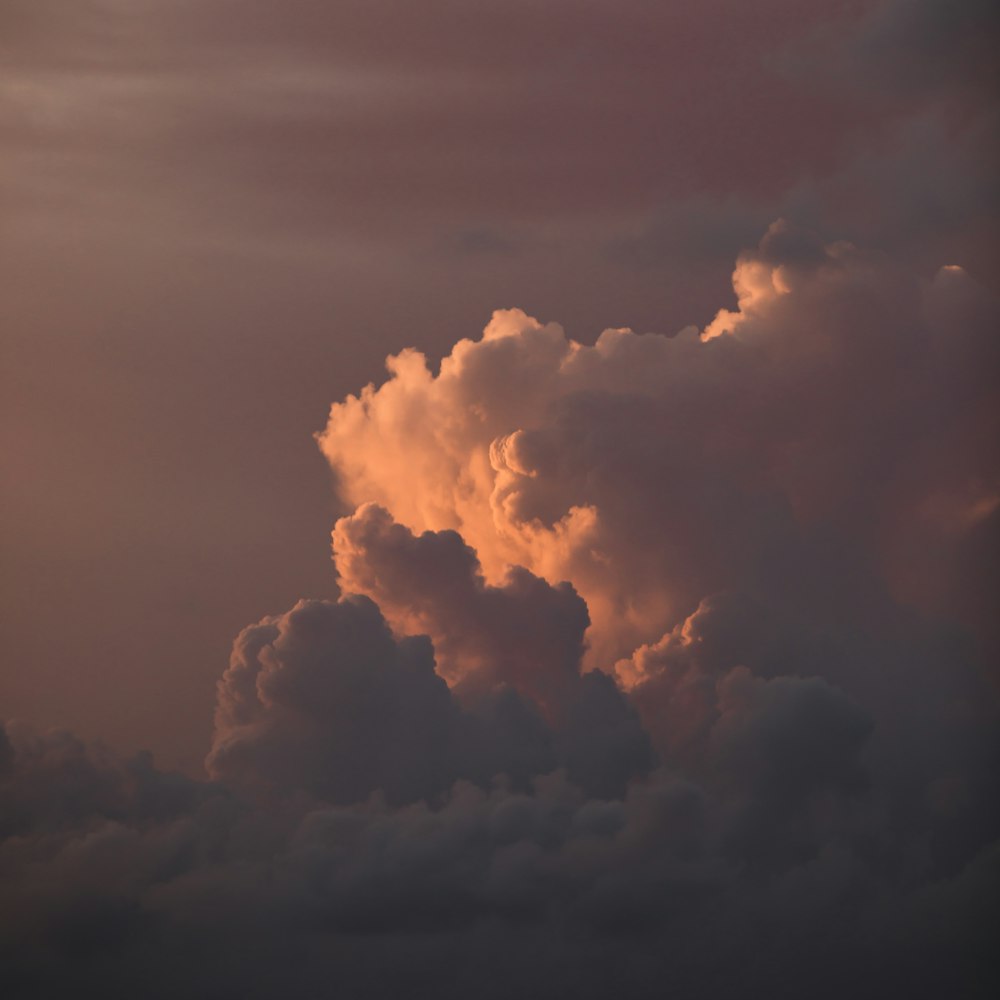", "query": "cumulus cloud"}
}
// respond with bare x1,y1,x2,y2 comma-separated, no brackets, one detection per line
332,502,590,713
206,595,460,804
207,583,649,804
4,224,999,997
319,221,1000,673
